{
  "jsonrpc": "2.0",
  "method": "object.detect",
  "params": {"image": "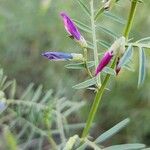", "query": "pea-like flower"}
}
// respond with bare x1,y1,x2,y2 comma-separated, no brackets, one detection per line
95,36,126,76
60,12,87,47
42,51,83,61
95,50,113,76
